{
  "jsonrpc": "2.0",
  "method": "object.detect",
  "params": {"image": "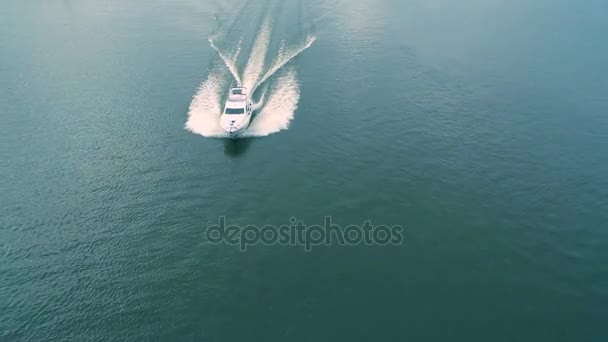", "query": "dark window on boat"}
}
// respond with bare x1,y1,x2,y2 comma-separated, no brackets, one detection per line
225,108,245,114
